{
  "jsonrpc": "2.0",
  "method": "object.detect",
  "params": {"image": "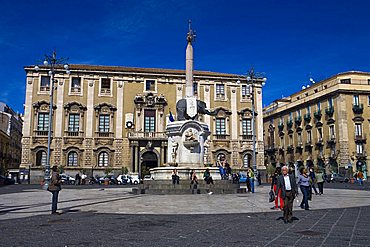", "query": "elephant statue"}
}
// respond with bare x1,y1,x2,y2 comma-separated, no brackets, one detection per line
176,99,217,121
